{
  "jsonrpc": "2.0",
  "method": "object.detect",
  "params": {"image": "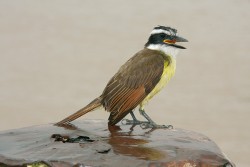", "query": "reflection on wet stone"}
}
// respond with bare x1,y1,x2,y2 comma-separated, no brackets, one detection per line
0,120,235,167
